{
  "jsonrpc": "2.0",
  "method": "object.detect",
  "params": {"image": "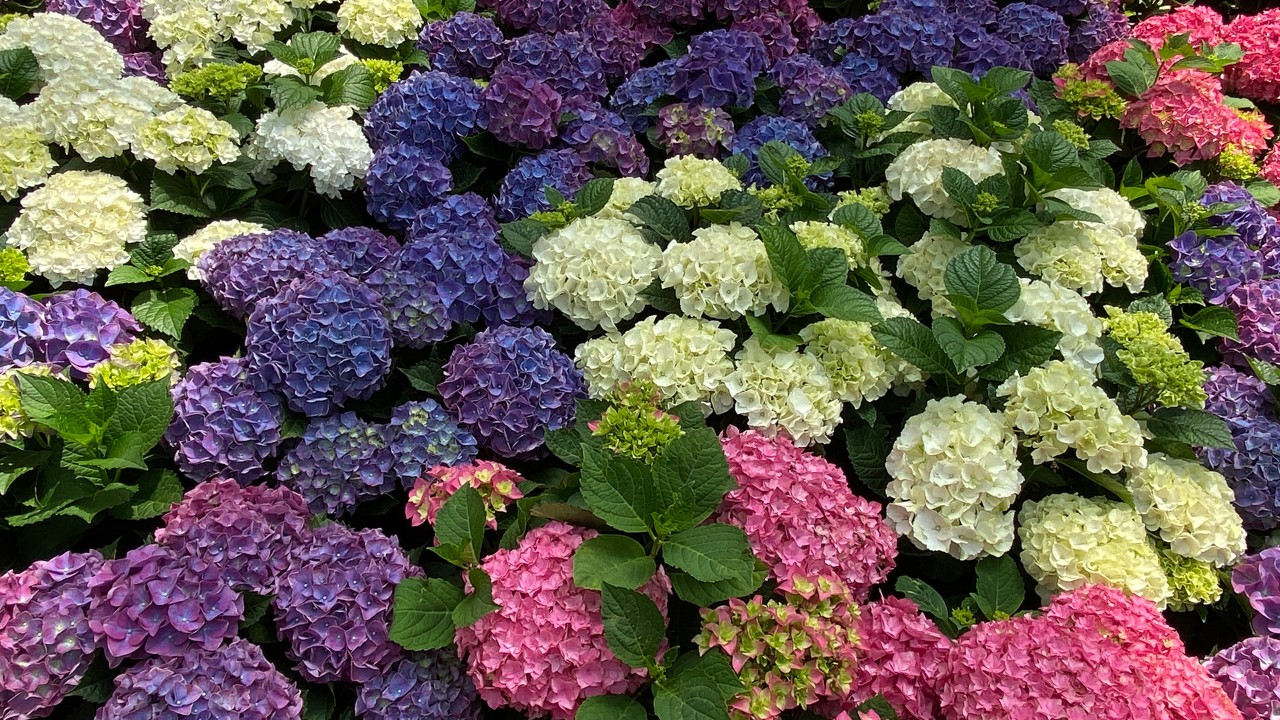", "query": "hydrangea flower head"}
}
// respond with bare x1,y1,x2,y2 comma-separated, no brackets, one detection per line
844,10,954,75
40,289,141,378
365,70,484,155
587,382,685,462
1158,549,1222,611
337,0,423,46
1224,280,1280,366
45,0,147,53
197,228,339,319
656,103,736,158
1122,69,1272,166
994,2,1069,74
357,651,483,720
733,13,799,62
1204,364,1274,430
314,226,400,281
482,70,563,150
886,139,1004,224
0,287,45,372
484,0,605,33
499,32,607,99
0,103,55,202
166,357,284,484
1201,180,1280,249
87,338,180,390
1128,454,1245,567
669,29,769,108
1232,545,1280,636
174,220,268,281
836,52,901,101
0,364,55,440
277,412,395,516
365,142,453,231
724,340,843,446
406,460,524,528
843,597,951,720
1169,230,1264,305
1206,637,1280,720
250,102,373,197
417,12,504,77
731,115,826,187
1104,307,1207,408
496,149,593,221
800,310,921,408
610,60,678,130
559,97,649,176
655,155,743,208
768,53,852,125
136,106,240,174
659,224,787,320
